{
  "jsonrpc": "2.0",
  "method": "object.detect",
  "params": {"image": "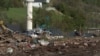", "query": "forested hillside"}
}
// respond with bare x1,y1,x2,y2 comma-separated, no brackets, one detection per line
49,0,100,30
0,0,100,31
